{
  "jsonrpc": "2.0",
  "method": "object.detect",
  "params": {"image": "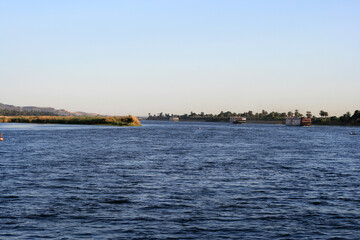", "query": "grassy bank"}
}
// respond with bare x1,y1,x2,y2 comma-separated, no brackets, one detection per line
0,115,141,126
